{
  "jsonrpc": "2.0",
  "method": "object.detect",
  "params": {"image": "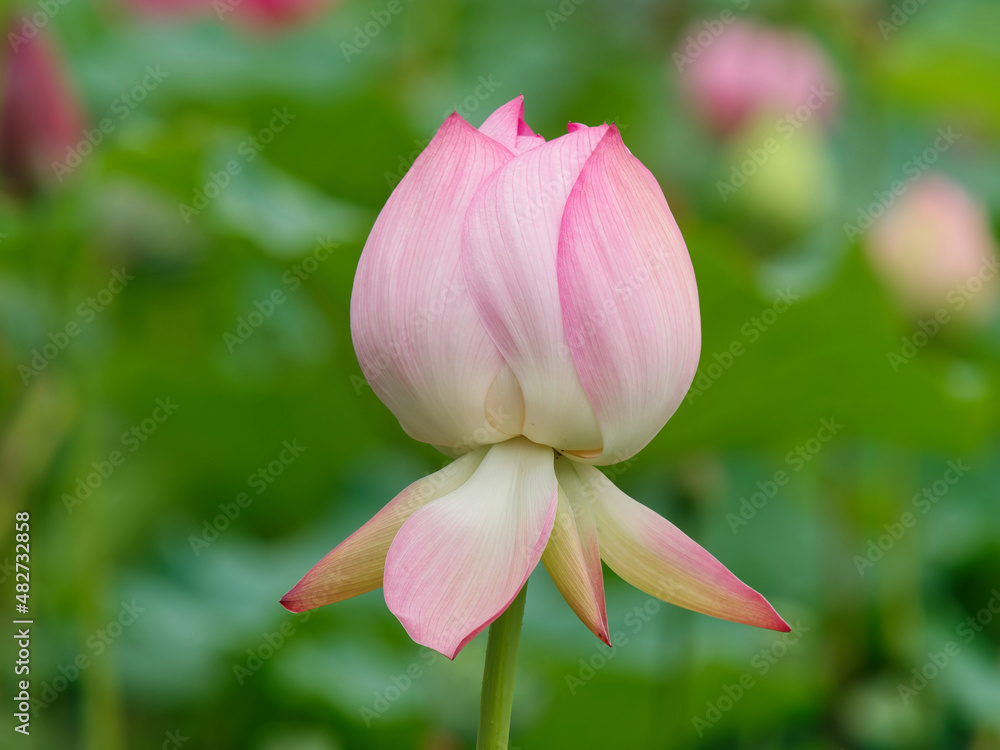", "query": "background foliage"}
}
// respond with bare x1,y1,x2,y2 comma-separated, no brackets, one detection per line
2,0,1000,748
